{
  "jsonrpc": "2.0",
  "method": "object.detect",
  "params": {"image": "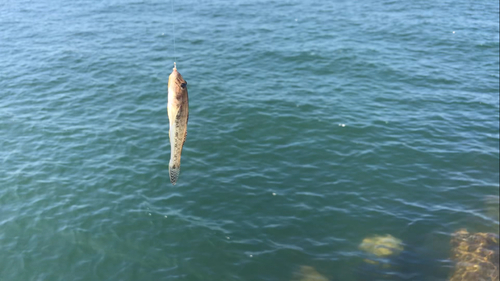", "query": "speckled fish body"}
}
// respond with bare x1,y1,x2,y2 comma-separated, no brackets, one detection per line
167,66,188,185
